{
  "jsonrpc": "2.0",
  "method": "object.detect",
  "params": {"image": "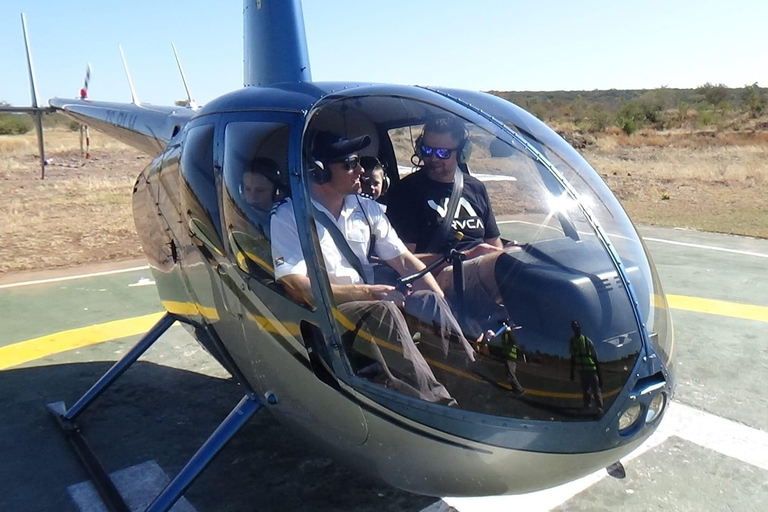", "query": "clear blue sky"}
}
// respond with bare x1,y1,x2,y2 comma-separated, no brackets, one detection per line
1,0,766,107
